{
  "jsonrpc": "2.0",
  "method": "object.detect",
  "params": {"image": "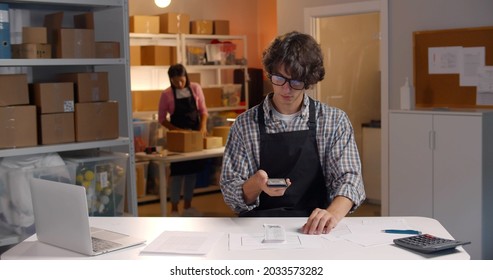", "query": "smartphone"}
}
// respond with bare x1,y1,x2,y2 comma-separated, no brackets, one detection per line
266,178,288,188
